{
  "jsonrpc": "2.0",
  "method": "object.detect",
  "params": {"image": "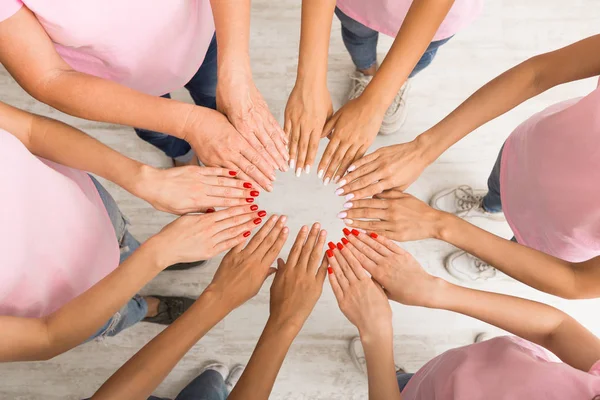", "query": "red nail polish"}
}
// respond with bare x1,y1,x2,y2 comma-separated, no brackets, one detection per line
243,231,251,237
351,229,360,236
328,241,336,250
243,182,252,188
327,267,333,275
246,198,254,203
370,232,378,239
229,171,237,176
341,238,349,245
250,190,259,197
326,249,333,258
250,205,258,211
258,210,267,217
343,228,351,236
254,218,262,225
206,208,215,213
337,242,344,250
